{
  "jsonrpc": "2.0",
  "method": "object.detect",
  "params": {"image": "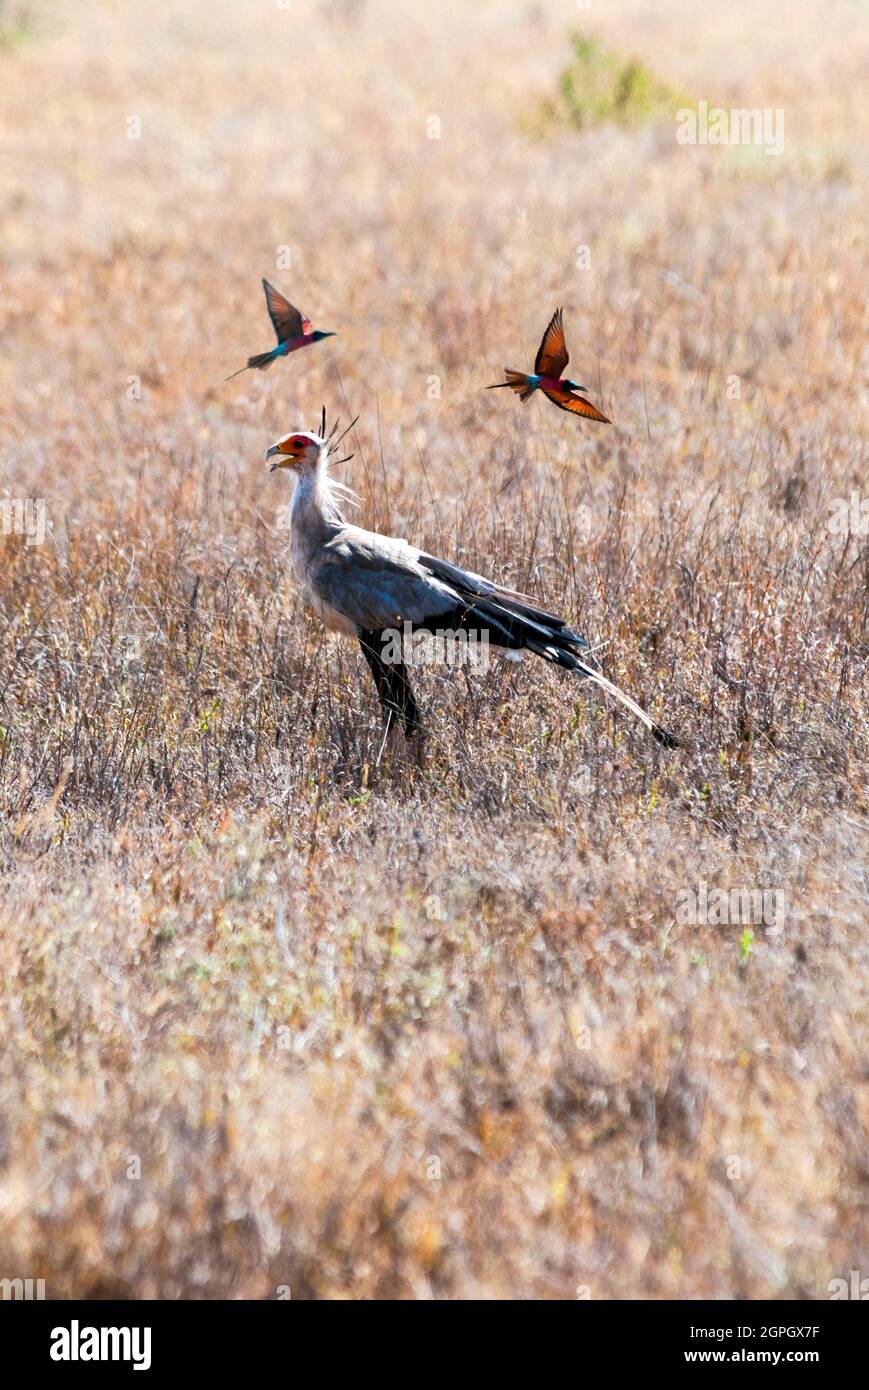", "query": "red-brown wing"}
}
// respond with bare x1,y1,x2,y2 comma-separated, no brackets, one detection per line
542,386,611,424
534,307,569,377
262,279,305,342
